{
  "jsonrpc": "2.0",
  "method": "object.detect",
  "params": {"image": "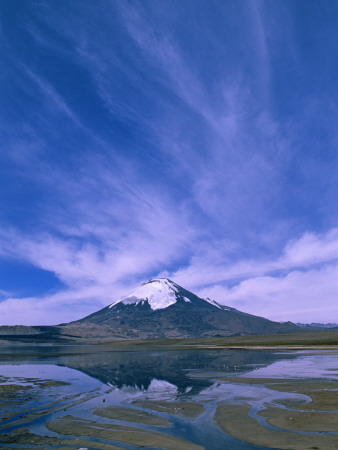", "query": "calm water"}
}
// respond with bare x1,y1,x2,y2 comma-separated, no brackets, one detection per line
0,345,337,449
